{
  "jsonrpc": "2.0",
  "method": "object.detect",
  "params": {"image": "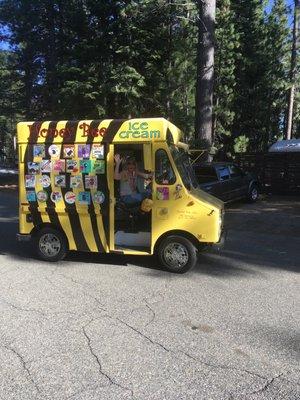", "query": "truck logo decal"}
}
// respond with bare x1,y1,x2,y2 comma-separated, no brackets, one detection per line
118,122,160,140
27,122,108,140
